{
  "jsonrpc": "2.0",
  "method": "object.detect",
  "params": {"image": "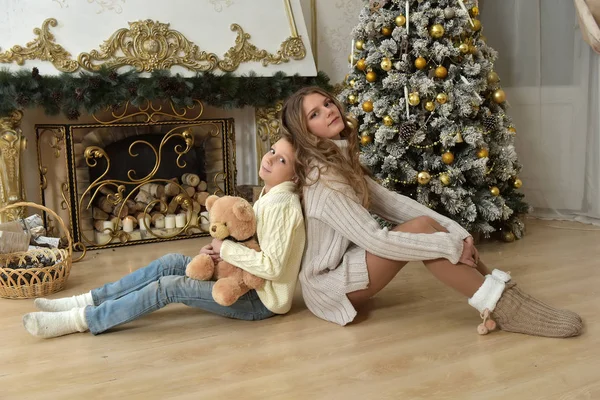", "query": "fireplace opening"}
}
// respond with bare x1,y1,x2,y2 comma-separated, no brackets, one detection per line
88,133,207,197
